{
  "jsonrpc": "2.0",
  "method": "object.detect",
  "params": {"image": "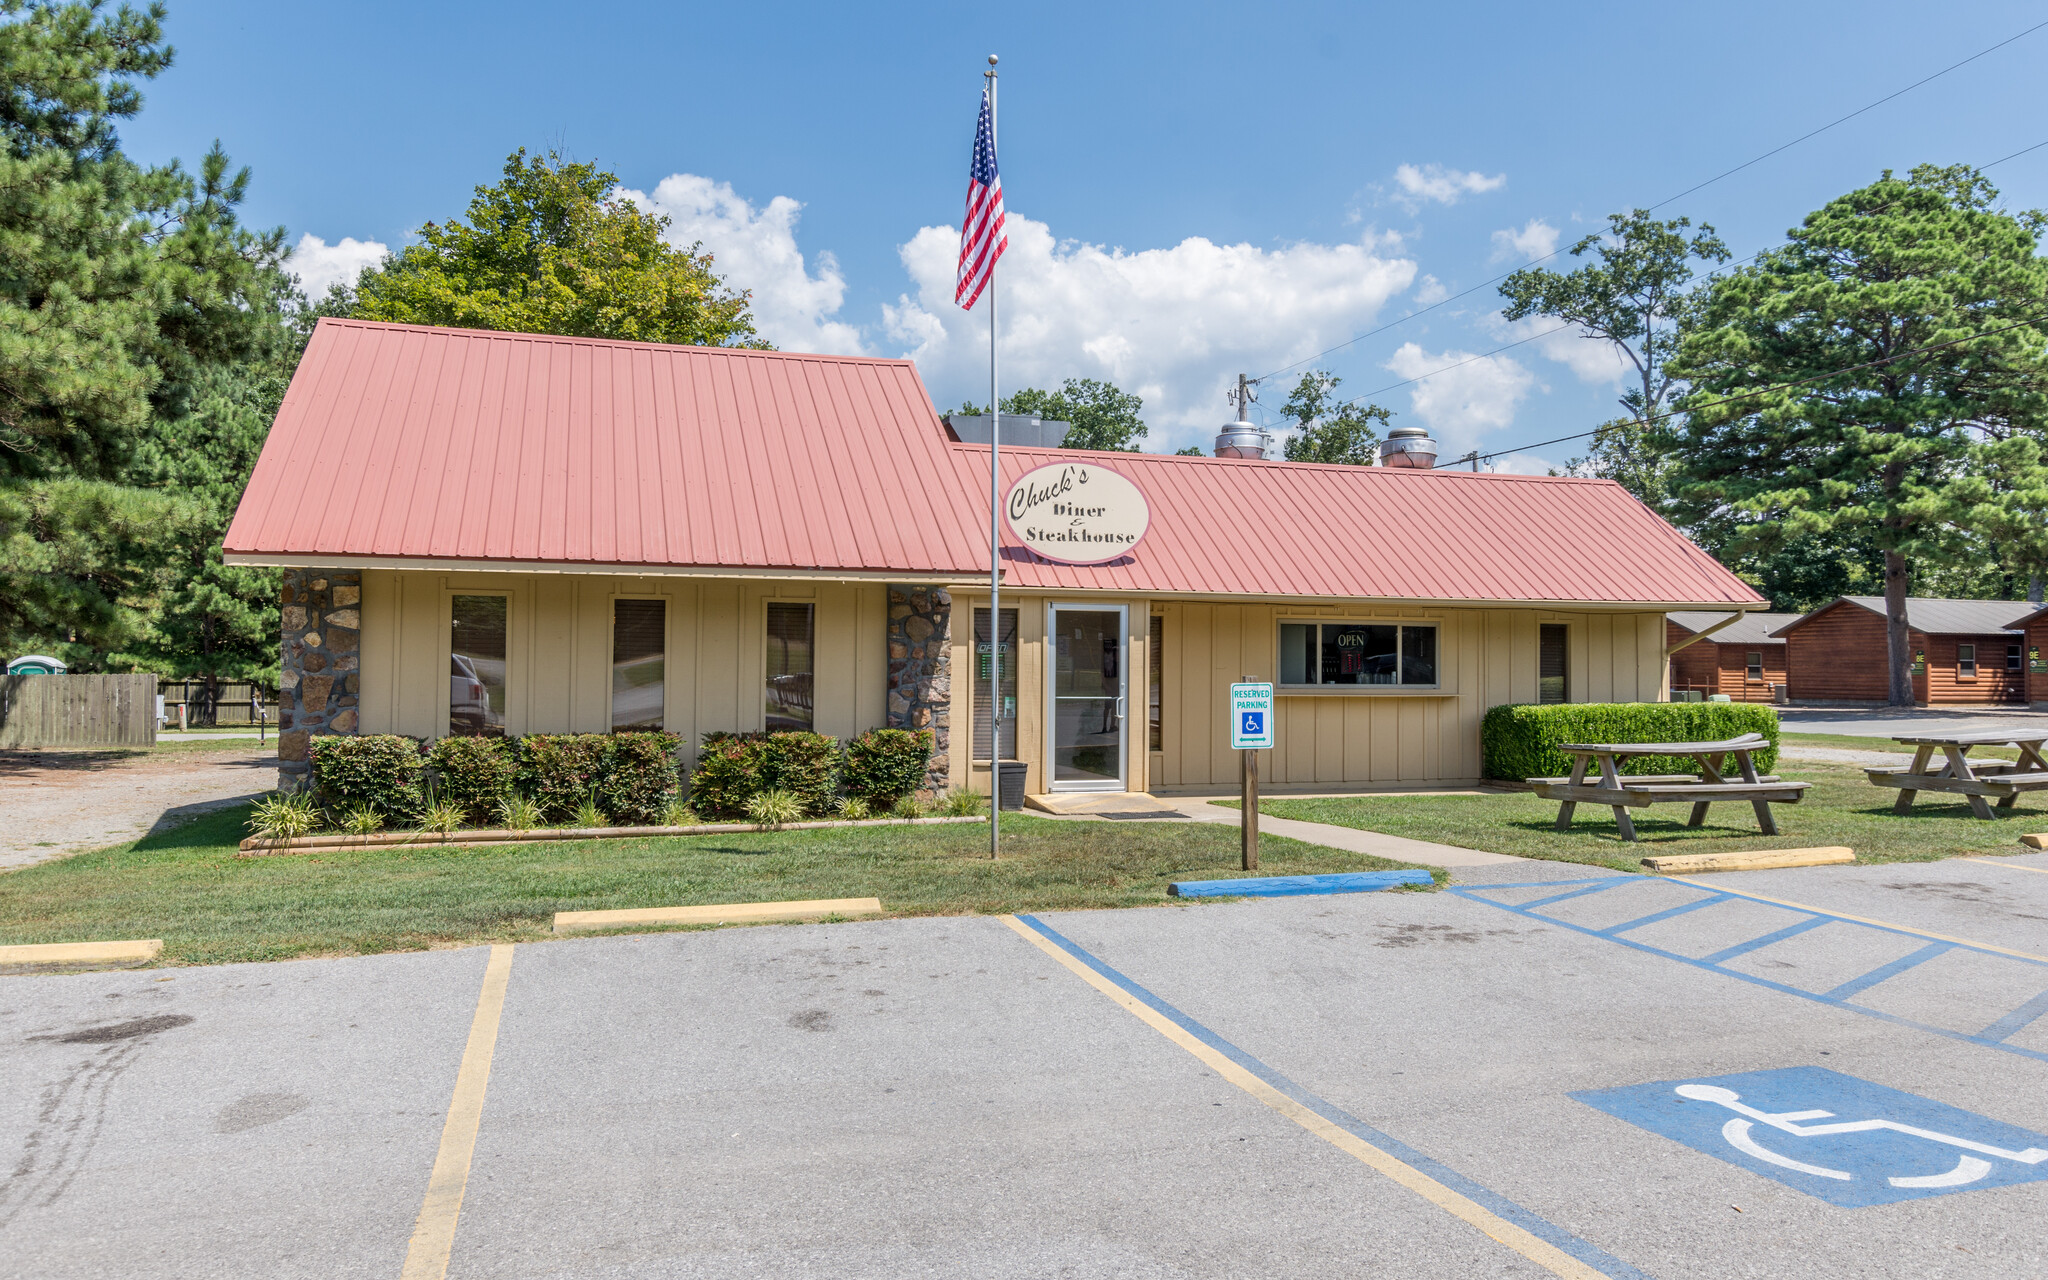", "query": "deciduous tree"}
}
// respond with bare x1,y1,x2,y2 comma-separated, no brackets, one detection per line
1276,371,1390,465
